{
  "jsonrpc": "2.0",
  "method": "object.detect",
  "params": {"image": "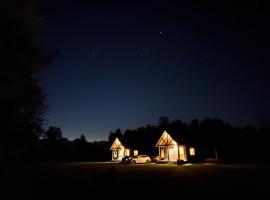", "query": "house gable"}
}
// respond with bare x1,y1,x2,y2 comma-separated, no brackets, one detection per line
110,137,124,150
155,130,177,147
